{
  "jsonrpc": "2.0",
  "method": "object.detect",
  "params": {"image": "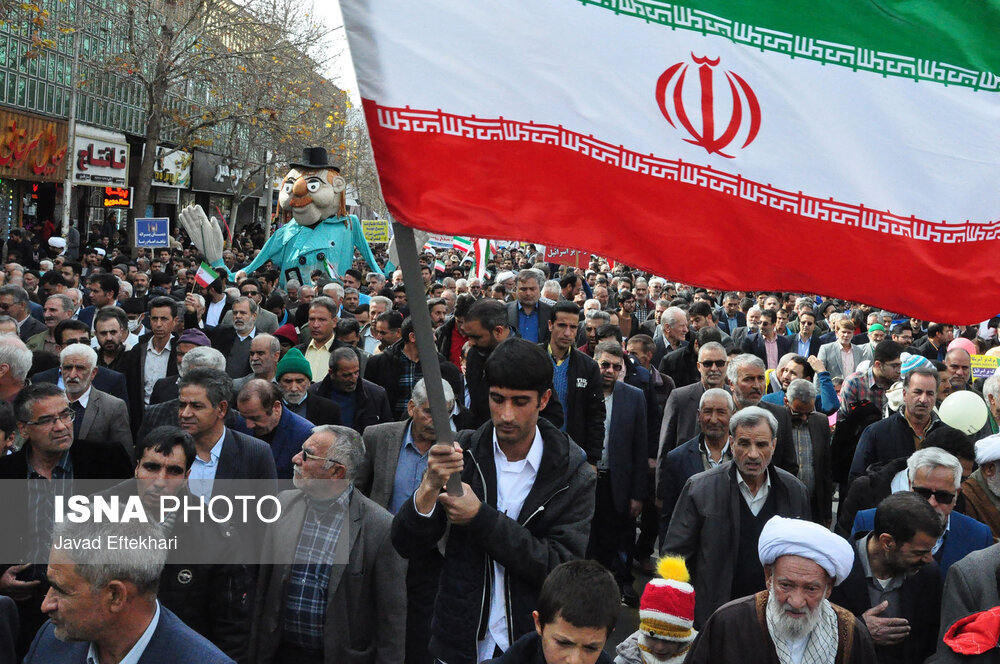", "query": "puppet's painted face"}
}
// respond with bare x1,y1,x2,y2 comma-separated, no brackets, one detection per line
278,167,346,227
